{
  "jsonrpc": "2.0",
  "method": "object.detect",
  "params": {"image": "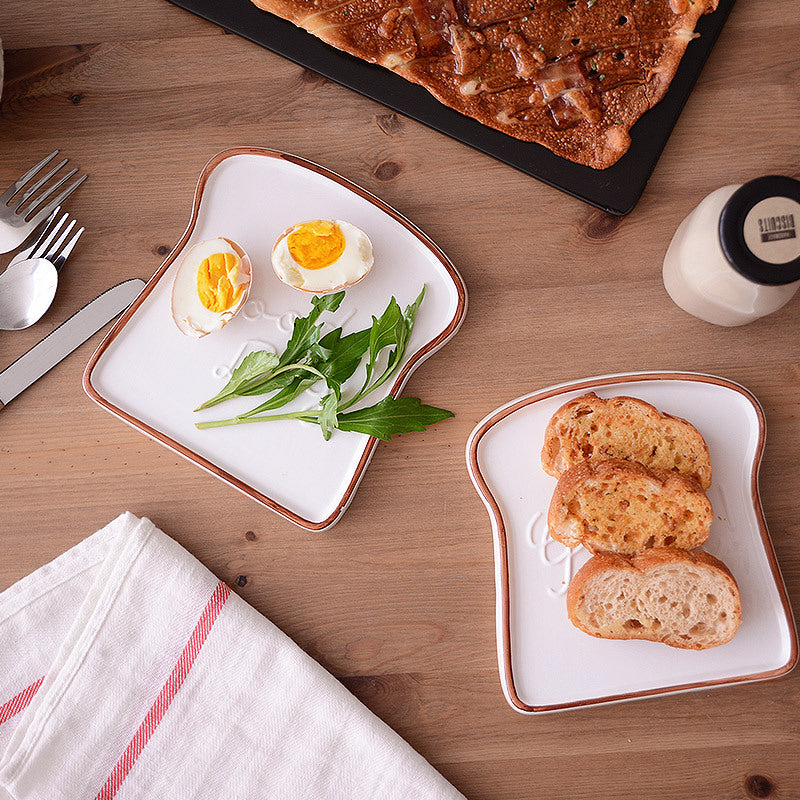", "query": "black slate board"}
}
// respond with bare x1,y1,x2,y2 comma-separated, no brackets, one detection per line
166,0,735,215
